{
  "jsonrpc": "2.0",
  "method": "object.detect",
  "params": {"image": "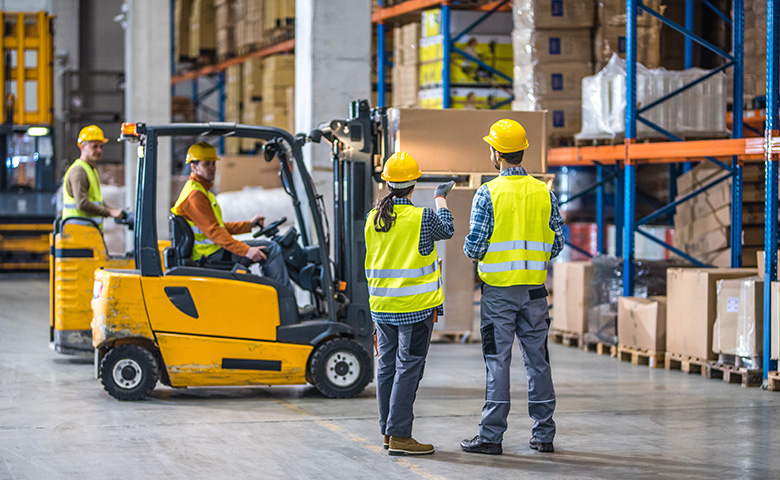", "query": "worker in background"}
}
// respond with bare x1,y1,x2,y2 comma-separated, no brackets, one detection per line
62,125,125,229
364,152,455,457
460,119,564,456
171,142,292,289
